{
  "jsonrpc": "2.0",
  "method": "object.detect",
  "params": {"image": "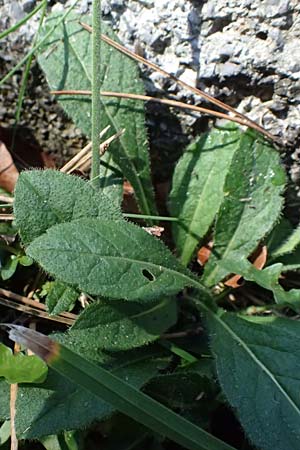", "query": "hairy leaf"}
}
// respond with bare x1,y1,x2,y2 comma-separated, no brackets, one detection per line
145,365,218,428
15,341,166,439
203,130,286,286
0,381,9,422
46,281,79,315
38,13,157,217
27,218,201,301
99,152,123,207
204,307,300,450
272,249,300,272
9,326,234,450
70,297,177,351
14,170,122,244
0,343,47,384
270,223,300,259
169,126,240,266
